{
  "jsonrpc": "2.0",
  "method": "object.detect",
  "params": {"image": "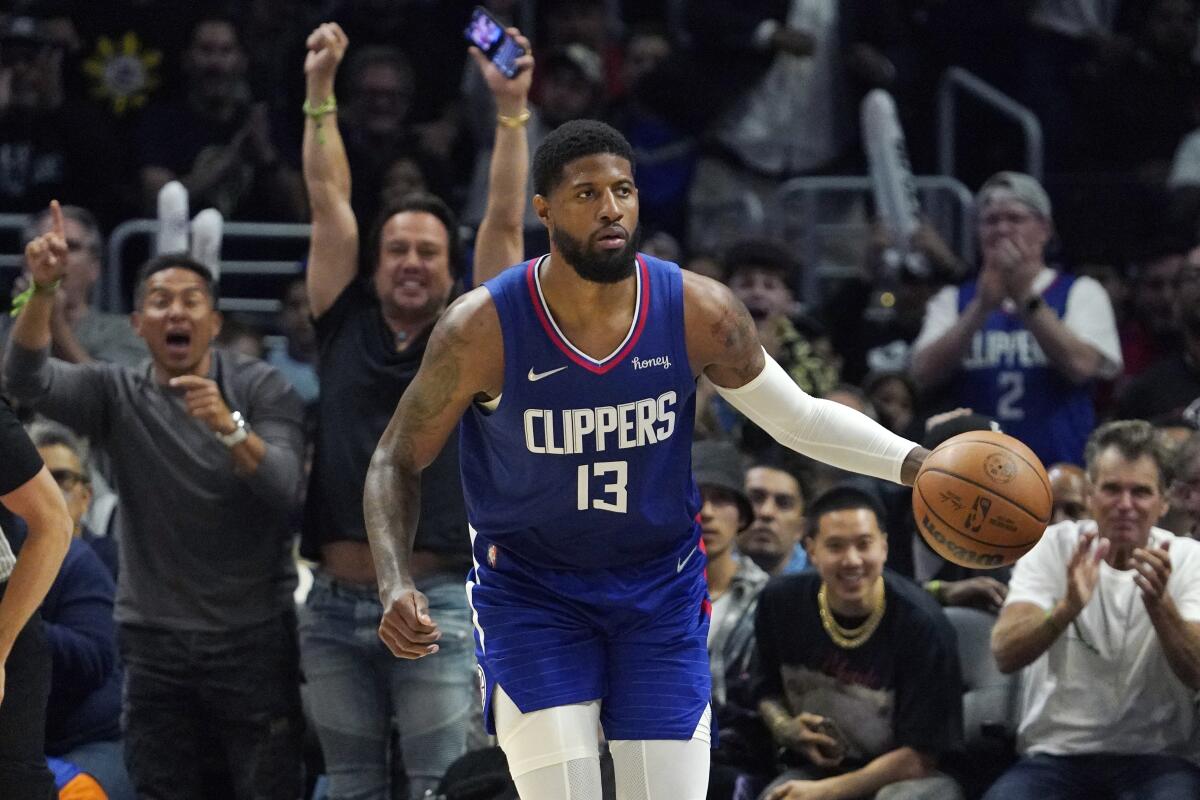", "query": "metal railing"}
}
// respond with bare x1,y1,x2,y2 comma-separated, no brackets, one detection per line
0,213,31,273
105,219,312,313
772,175,975,301
937,66,1044,182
